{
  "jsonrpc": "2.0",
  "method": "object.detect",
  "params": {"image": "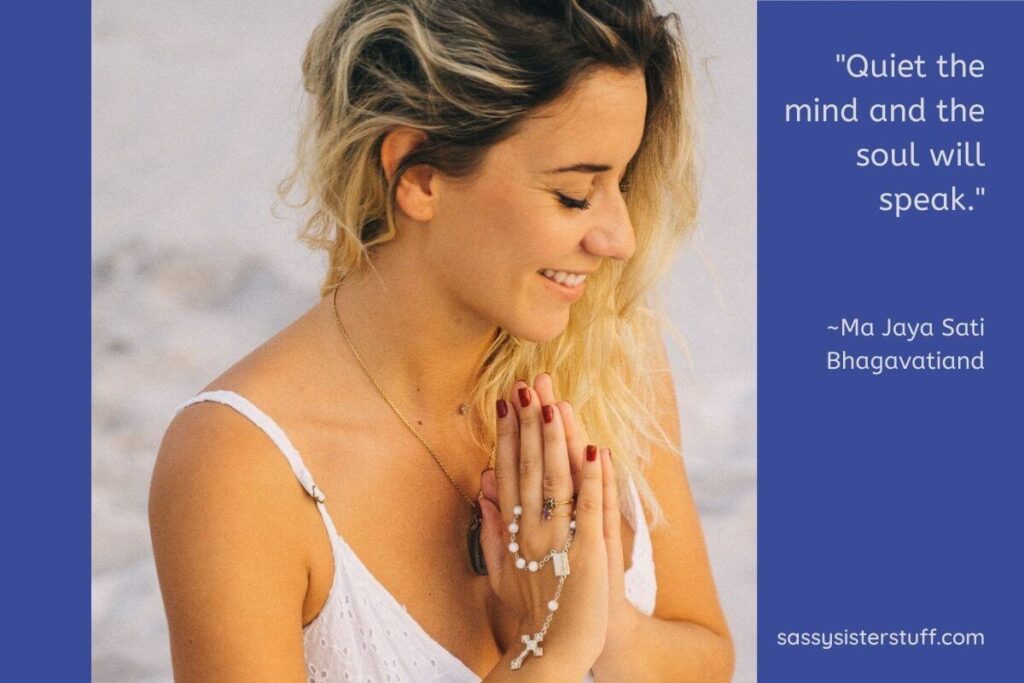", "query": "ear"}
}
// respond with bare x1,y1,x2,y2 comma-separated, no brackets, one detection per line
379,127,438,223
